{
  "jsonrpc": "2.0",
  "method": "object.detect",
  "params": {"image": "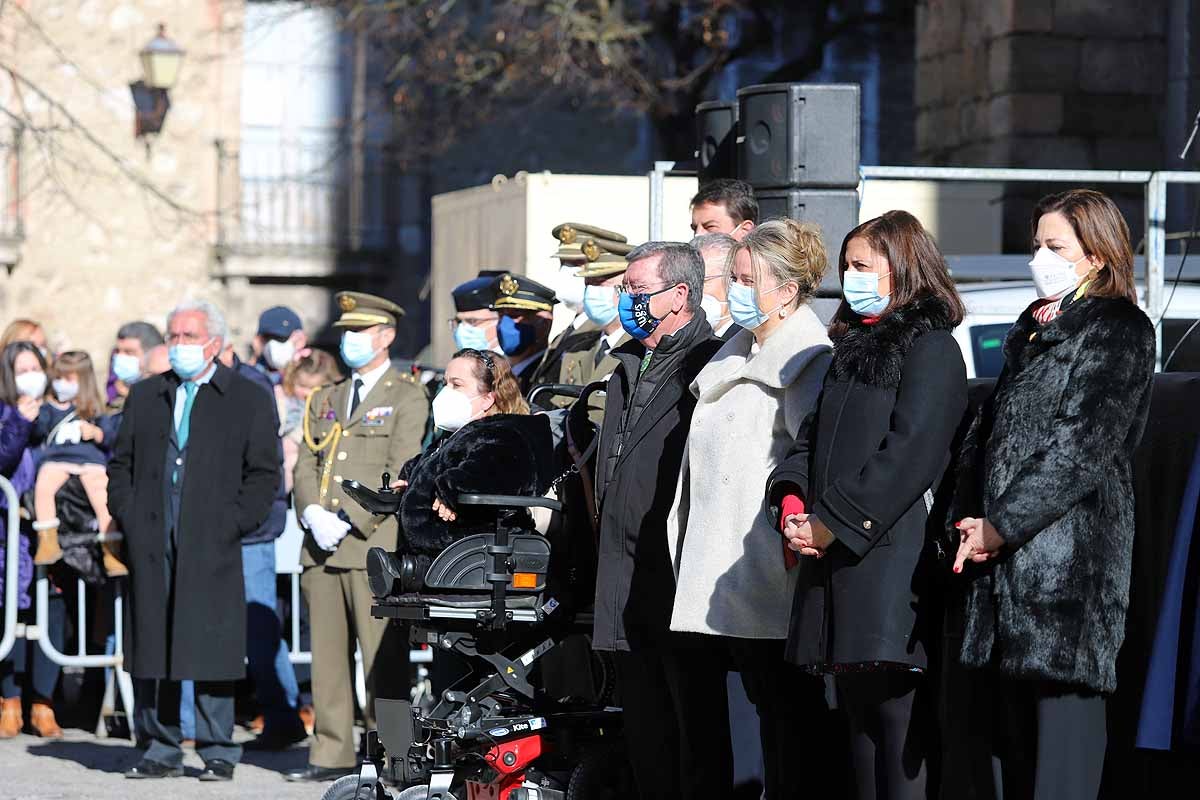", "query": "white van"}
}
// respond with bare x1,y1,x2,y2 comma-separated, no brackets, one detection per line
956,281,1200,378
